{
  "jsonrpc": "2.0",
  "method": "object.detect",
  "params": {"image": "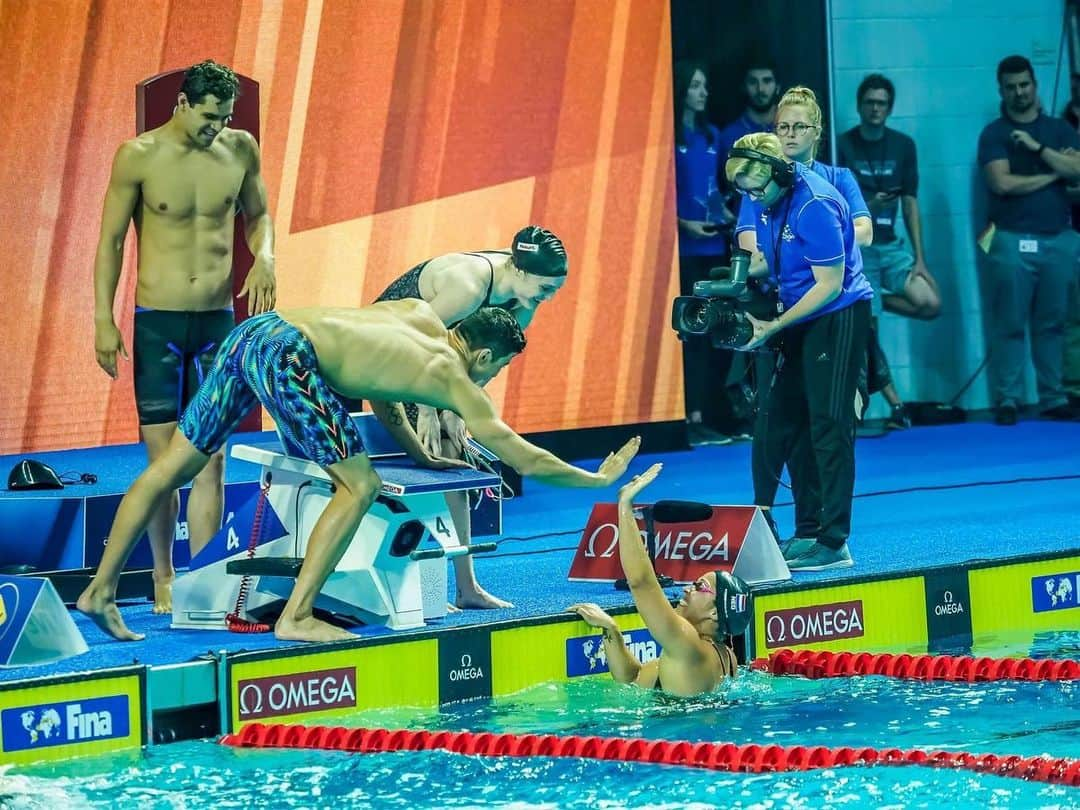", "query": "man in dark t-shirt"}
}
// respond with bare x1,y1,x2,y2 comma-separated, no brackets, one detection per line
977,55,1080,425
837,73,941,430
